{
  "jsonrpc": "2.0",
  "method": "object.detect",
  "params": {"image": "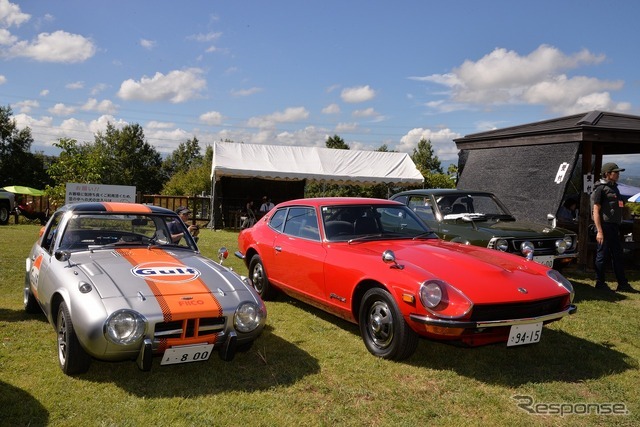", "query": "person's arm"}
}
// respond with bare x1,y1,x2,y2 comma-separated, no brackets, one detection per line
593,202,604,244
